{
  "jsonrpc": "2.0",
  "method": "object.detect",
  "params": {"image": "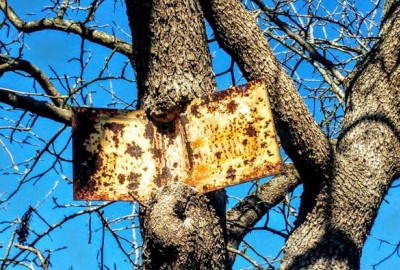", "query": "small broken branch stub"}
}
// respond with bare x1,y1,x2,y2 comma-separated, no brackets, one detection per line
72,80,284,201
